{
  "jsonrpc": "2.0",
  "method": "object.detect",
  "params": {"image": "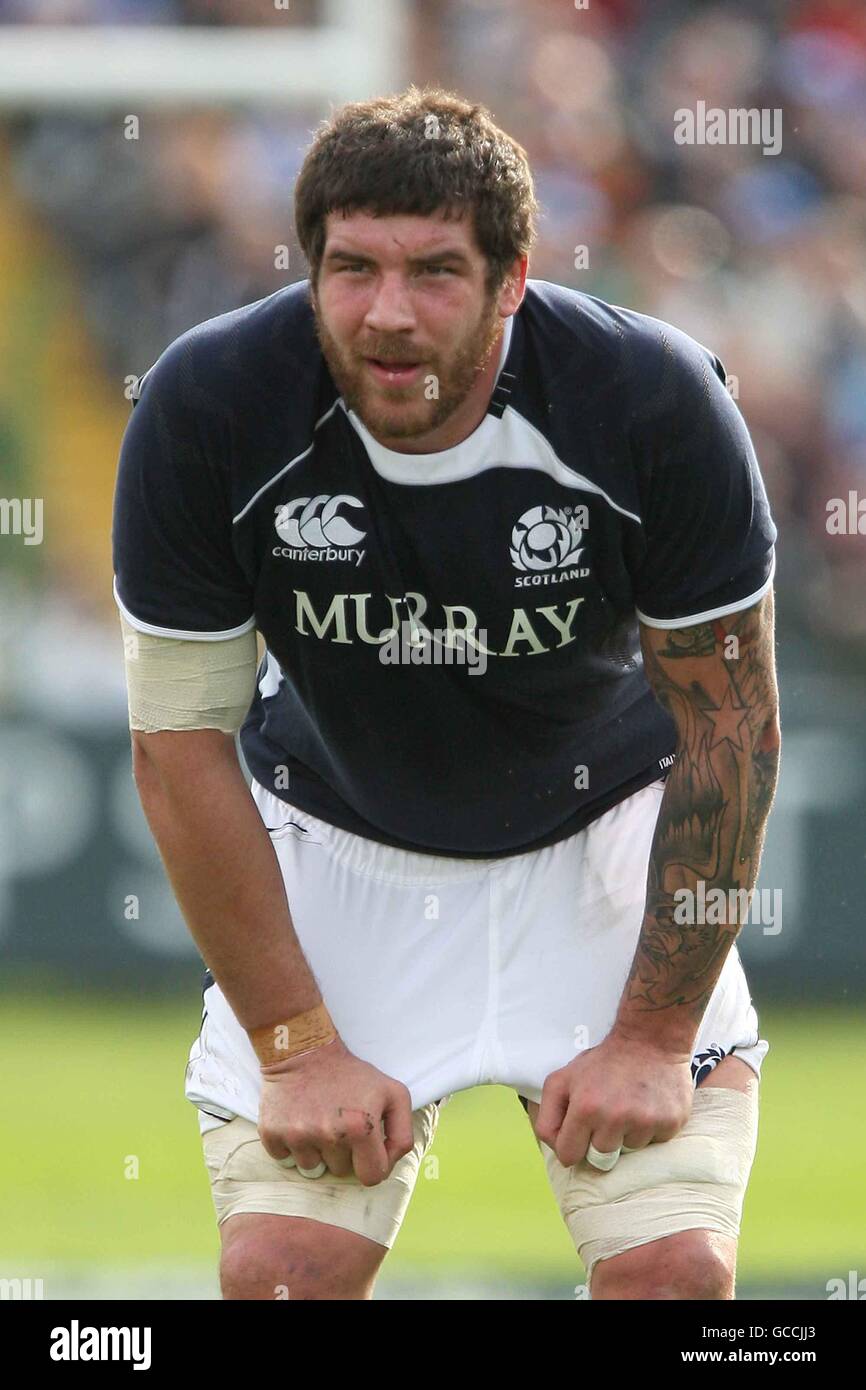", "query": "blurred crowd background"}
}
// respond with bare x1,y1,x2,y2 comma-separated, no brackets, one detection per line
0,5,863,967
4,0,866,645
0,0,864,1298
1,0,863,982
